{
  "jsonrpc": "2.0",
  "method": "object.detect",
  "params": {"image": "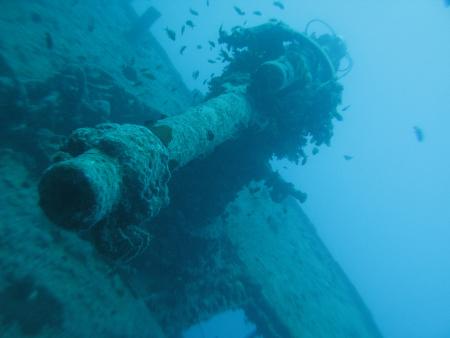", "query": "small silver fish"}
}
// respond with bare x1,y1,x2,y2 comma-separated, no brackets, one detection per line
233,6,245,15
273,1,285,9
189,8,199,16
413,126,424,142
165,27,176,41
